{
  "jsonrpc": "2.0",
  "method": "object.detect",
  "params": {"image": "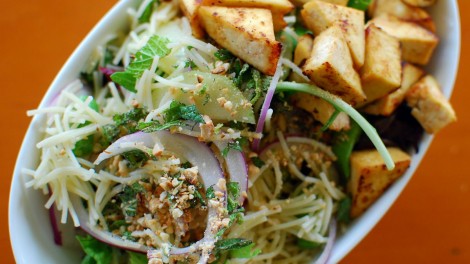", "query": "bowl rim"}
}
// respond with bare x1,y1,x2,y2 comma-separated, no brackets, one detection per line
9,0,462,263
